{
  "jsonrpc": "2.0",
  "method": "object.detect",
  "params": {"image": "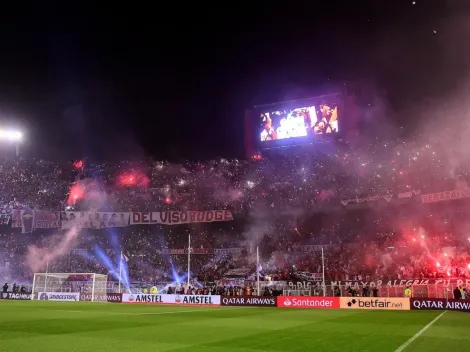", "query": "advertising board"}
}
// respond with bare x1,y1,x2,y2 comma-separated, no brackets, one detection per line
411,298,470,312
340,297,410,310
277,296,340,309
0,292,32,300
221,296,276,307
79,293,122,303
122,294,220,306
38,292,80,302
